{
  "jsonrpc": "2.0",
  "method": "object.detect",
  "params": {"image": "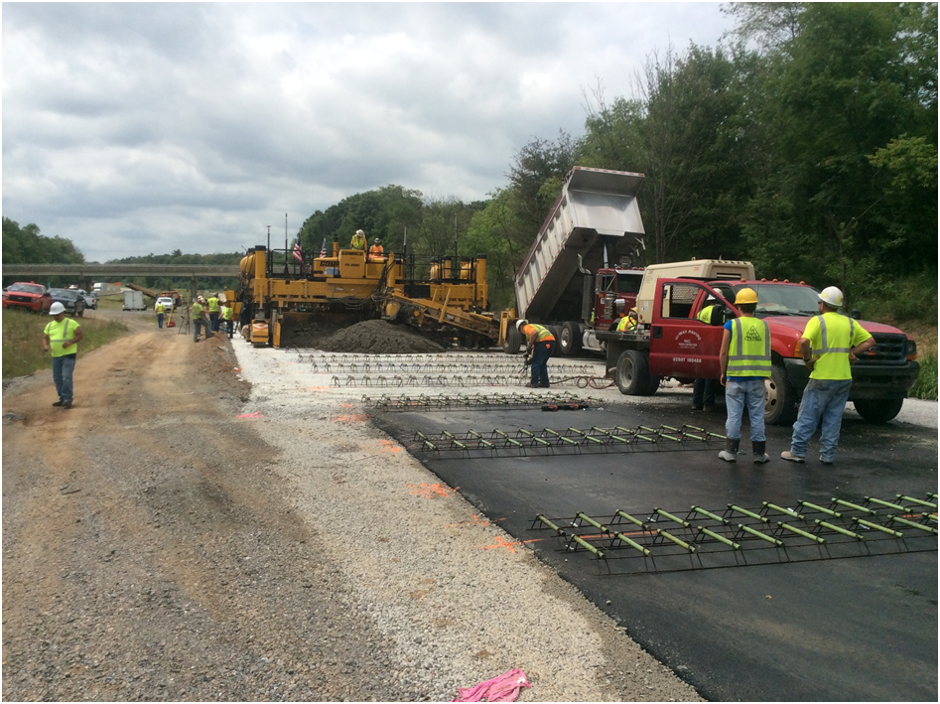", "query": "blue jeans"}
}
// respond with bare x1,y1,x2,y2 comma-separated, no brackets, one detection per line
724,377,766,442
52,354,76,403
530,340,555,387
209,312,220,332
157,313,164,328
790,378,852,461
693,378,718,408
194,319,211,340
